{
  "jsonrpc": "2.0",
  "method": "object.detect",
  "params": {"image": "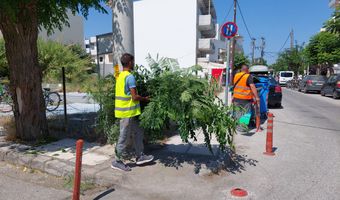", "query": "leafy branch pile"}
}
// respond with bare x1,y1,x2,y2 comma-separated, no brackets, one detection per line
135,56,237,150
90,56,237,150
